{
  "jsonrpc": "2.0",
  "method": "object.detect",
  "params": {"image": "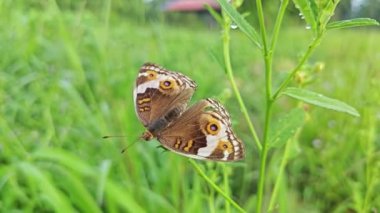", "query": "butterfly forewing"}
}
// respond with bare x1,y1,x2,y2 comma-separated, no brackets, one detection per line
133,63,196,131
158,99,244,161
